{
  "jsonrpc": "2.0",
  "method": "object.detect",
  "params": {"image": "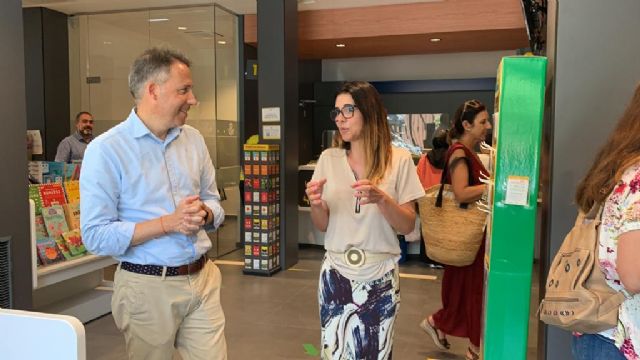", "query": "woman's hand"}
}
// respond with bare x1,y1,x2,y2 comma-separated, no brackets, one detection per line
305,179,328,208
353,179,416,234
351,179,388,206
306,178,329,231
